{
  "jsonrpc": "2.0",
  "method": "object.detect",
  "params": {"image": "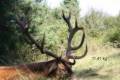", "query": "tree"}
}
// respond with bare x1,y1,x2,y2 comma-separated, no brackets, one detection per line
62,0,80,16
0,0,47,65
